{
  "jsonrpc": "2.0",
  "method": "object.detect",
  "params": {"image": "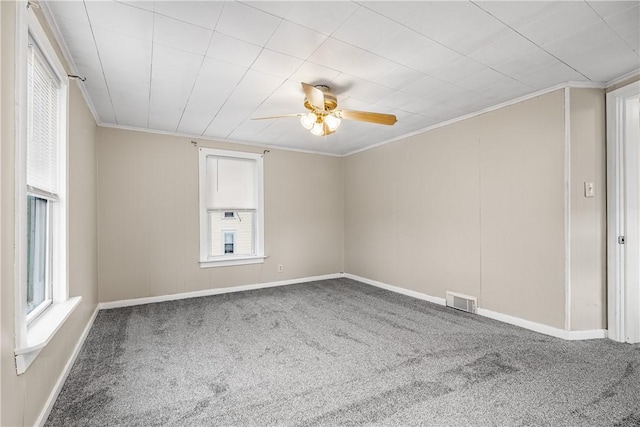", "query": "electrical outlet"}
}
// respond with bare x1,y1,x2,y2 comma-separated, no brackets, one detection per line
277,264,284,273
